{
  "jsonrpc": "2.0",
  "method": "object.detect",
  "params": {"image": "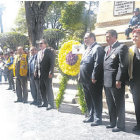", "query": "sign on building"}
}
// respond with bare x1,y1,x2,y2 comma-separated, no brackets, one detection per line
114,1,134,16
